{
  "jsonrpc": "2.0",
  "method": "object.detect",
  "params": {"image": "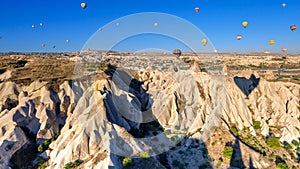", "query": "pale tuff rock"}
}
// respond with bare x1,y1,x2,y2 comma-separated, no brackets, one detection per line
0,70,12,82
0,67,298,168
264,70,275,80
